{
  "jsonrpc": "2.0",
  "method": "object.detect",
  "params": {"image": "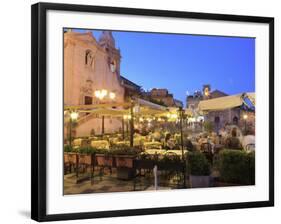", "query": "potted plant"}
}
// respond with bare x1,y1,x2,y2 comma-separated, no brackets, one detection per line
78,146,95,166
135,153,155,170
94,148,114,168
187,151,211,188
157,154,183,171
64,145,77,173
112,144,139,167
111,144,139,180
